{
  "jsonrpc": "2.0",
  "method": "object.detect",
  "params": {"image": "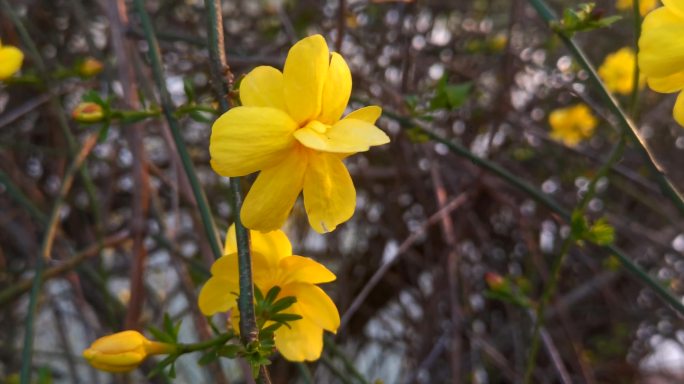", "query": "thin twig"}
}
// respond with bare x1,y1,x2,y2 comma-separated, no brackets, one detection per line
340,192,469,330
19,133,98,384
